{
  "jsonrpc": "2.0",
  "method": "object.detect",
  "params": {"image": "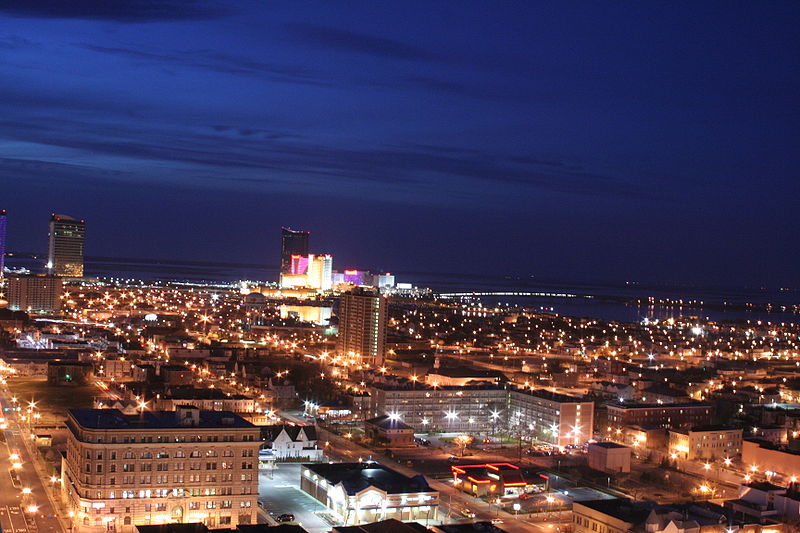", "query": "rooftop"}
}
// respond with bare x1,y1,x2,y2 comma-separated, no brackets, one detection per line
367,415,415,431
590,442,629,449
302,462,433,495
69,408,255,430
606,402,711,410
333,519,429,533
